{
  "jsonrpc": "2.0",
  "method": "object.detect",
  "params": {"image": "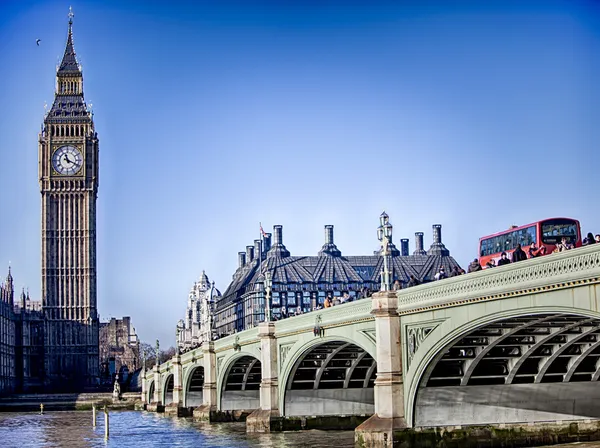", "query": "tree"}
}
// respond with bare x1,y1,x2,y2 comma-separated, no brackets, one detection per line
138,341,177,369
